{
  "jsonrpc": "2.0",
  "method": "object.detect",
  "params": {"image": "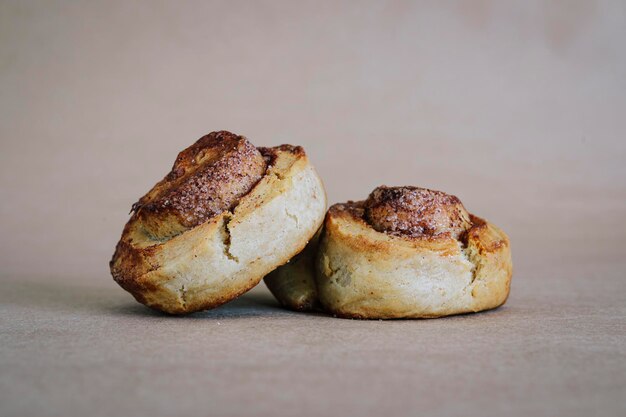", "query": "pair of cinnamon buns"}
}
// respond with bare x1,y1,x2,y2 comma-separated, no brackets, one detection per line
110,131,512,318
